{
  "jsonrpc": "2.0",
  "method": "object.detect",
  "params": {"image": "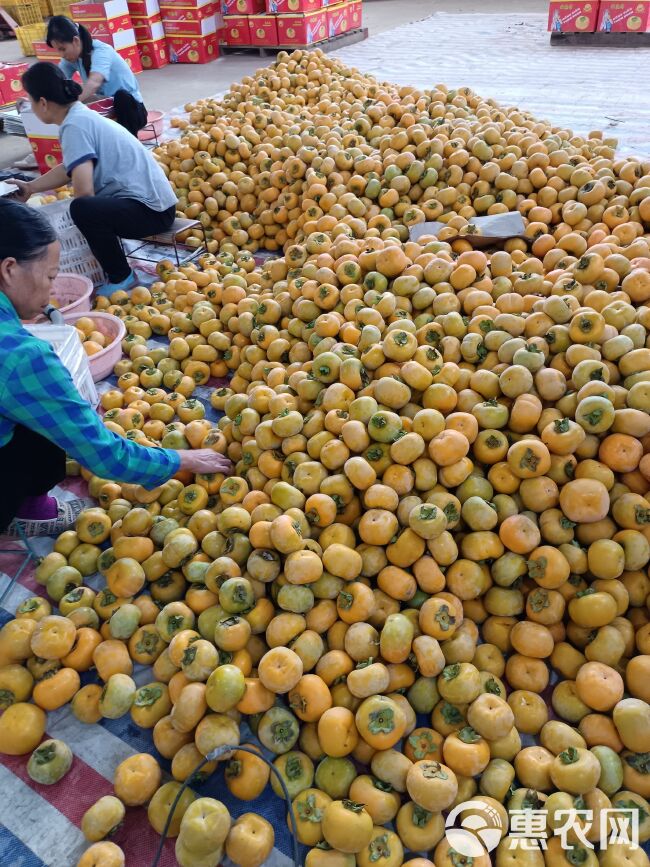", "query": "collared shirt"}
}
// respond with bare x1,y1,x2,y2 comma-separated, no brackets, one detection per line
59,39,142,102
0,292,180,488
59,102,177,212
